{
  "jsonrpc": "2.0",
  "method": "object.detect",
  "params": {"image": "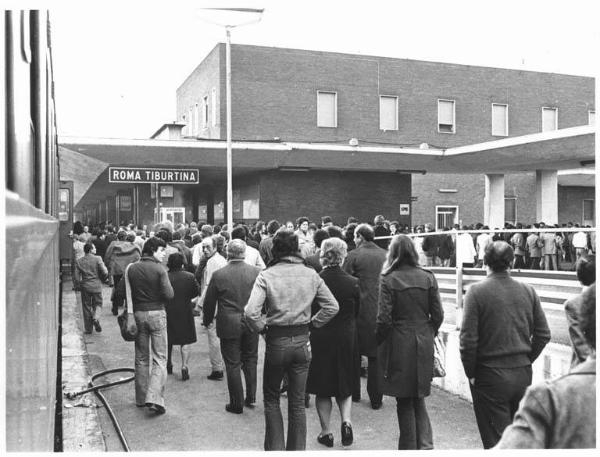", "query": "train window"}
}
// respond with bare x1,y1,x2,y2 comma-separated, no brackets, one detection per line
20,11,32,63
